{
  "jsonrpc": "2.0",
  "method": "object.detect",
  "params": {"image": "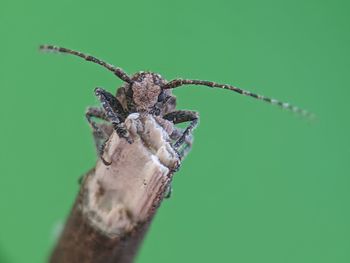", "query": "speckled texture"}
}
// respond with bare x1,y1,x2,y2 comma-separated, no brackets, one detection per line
50,114,180,263
82,114,179,237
